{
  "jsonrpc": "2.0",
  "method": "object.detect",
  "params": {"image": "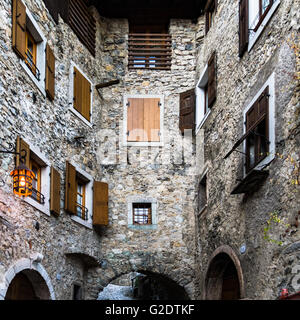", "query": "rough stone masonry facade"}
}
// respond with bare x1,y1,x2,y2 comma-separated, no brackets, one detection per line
0,0,198,299
0,0,298,300
194,0,299,299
